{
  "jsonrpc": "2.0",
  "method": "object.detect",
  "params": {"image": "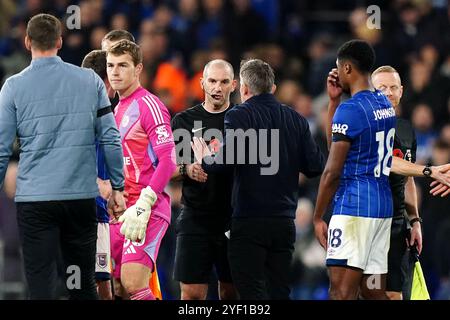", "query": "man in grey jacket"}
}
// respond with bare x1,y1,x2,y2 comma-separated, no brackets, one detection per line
0,13,125,299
